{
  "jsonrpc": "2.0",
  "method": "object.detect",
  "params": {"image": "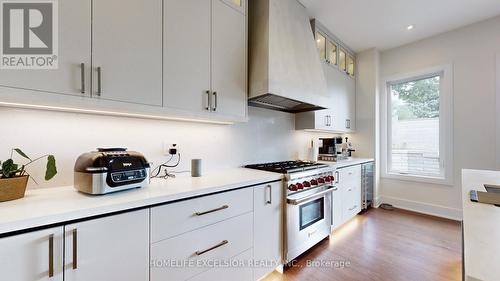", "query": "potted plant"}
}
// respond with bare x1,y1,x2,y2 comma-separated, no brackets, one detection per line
0,148,57,202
